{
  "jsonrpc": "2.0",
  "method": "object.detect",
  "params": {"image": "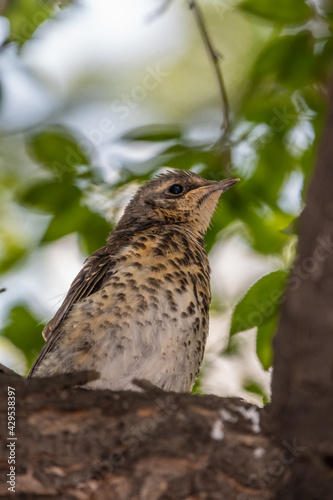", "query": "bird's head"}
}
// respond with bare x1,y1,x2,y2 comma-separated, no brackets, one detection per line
116,169,240,237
